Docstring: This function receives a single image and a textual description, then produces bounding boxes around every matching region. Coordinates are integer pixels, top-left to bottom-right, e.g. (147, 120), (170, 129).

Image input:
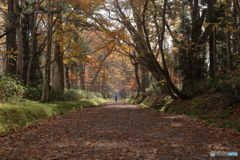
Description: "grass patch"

(125, 98), (139, 104)
(128, 93), (240, 133)
(165, 94), (240, 133)
(215, 110), (231, 119)
(139, 103), (149, 108)
(0, 98), (108, 133)
(220, 120), (240, 132)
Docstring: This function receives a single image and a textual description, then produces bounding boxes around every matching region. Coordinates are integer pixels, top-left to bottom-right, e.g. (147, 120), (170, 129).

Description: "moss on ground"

(127, 93), (240, 133)
(0, 98), (108, 133)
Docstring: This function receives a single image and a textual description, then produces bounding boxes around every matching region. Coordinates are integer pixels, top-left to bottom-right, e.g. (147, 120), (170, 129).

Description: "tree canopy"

(0, 0), (240, 102)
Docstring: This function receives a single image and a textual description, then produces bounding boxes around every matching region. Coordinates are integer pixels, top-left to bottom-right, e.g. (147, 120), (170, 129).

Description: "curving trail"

(0, 101), (239, 160)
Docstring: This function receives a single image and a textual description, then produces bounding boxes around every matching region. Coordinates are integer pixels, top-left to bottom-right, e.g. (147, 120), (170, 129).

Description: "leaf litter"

(0, 101), (239, 160)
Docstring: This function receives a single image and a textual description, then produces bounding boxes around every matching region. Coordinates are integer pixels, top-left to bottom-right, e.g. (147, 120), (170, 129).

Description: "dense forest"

(0, 0), (240, 103)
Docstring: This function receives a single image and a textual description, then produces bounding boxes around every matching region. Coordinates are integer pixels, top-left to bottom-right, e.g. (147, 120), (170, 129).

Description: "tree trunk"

(233, 2), (240, 64)
(139, 65), (148, 102)
(52, 43), (64, 91)
(207, 0), (217, 77)
(226, 30), (232, 71)
(27, 11), (37, 85)
(114, 0), (188, 99)
(213, 28), (217, 75)
(15, 0), (24, 79)
(65, 64), (71, 89)
(22, 12), (30, 84)
(232, 3), (238, 69)
(79, 62), (86, 90)
(51, 7), (65, 93)
(233, 0), (240, 19)
(41, 0), (53, 103)
(5, 0), (17, 74)
(134, 61), (141, 99)
(153, 0), (186, 99)
(226, 0), (232, 71)
(209, 28), (217, 77)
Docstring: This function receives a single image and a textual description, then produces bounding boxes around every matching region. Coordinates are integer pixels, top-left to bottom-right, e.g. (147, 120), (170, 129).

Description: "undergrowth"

(0, 98), (108, 133)
(0, 74), (108, 133)
(164, 94), (240, 133)
(0, 74), (25, 101)
(25, 86), (103, 101)
(127, 93), (240, 133)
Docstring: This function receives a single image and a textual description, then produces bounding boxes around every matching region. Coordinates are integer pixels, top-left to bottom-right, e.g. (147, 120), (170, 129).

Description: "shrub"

(146, 85), (162, 95)
(49, 87), (64, 101)
(25, 85), (65, 101)
(77, 90), (103, 99)
(25, 85), (103, 101)
(195, 77), (240, 96)
(24, 85), (42, 101)
(64, 89), (81, 101)
(178, 68), (240, 96)
(0, 74), (25, 101)
(86, 91), (103, 98)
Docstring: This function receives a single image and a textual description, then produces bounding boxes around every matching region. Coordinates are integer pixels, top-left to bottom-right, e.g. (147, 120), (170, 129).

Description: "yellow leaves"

(115, 71), (125, 80)
(74, 0), (105, 13)
(1, 6), (7, 10)
(62, 58), (70, 64)
(171, 17), (181, 31)
(2, 48), (18, 56)
(101, 69), (108, 81)
(203, 22), (210, 28)
(69, 13), (82, 19)
(175, 44), (188, 50)
(171, 47), (179, 54)
(0, 49), (18, 62)
(217, 17), (224, 20)
(222, 0), (228, 5)
(119, 44), (134, 53)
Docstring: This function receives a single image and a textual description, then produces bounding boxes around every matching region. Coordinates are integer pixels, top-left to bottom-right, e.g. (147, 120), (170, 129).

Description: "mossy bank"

(0, 98), (108, 133)
(127, 93), (240, 133)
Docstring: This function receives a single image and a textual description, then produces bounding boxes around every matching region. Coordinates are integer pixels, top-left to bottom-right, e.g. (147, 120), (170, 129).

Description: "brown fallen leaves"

(0, 101), (239, 159)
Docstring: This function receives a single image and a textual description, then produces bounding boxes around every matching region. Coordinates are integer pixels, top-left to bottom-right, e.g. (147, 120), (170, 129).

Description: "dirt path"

(0, 101), (239, 160)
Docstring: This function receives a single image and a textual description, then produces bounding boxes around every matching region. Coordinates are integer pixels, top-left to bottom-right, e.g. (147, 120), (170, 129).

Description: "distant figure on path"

(115, 95), (118, 102)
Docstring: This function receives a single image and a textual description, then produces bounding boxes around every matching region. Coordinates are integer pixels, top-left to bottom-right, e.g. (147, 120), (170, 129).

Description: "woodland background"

(0, 0), (240, 105)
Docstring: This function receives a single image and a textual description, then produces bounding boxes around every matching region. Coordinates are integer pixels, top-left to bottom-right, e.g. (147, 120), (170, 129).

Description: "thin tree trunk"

(226, 0), (232, 71)
(79, 62), (86, 90)
(15, 0), (24, 78)
(233, 0), (240, 18)
(209, 29), (215, 77)
(213, 28), (217, 74)
(233, 2), (239, 71)
(226, 30), (232, 71)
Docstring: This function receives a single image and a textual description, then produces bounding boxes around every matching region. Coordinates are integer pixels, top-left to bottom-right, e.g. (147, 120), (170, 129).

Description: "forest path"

(0, 101), (240, 160)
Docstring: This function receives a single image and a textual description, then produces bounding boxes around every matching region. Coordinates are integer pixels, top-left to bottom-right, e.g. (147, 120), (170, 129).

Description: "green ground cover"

(0, 98), (108, 133)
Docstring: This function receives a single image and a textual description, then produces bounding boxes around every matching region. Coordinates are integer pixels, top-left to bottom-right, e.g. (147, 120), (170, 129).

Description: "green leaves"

(0, 74), (25, 101)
